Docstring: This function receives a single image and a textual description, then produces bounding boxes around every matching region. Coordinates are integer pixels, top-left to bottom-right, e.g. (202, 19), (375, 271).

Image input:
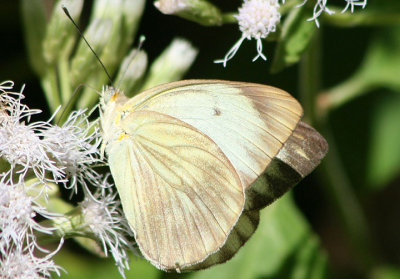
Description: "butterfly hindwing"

(106, 109), (244, 271)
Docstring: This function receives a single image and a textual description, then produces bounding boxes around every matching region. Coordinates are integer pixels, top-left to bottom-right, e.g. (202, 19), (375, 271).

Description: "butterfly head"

(101, 86), (120, 105)
(99, 86), (129, 156)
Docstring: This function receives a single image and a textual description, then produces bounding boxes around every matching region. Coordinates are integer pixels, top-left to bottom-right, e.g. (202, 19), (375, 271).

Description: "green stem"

(317, 72), (373, 117)
(36, 212), (96, 245)
(299, 28), (376, 274)
(319, 129), (376, 272)
(298, 30), (321, 124)
(53, 58), (74, 124)
(323, 9), (400, 27)
(221, 12), (237, 24)
(36, 220), (87, 245)
(58, 57), (72, 107)
(41, 67), (61, 114)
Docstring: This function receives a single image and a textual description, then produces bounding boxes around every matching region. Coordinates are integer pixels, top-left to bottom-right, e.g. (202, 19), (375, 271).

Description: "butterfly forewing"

(125, 80), (303, 189)
(105, 109), (244, 271)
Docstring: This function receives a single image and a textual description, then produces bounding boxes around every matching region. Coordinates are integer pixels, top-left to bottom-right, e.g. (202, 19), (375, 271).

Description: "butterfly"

(100, 79), (328, 272)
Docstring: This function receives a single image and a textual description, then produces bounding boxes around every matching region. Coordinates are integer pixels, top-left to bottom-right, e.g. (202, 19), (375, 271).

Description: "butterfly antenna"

(115, 35), (146, 90)
(62, 5), (113, 86)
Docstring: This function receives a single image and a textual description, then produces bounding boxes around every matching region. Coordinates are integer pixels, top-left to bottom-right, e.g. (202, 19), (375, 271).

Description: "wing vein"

(136, 136), (242, 215)
(129, 143), (162, 263)
(133, 139), (227, 242)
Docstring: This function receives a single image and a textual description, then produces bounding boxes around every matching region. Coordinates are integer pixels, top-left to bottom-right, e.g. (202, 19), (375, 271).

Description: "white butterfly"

(100, 80), (328, 272)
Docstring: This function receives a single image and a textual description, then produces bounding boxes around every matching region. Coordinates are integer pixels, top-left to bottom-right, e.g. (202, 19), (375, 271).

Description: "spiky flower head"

(80, 183), (133, 278)
(215, 0), (281, 67)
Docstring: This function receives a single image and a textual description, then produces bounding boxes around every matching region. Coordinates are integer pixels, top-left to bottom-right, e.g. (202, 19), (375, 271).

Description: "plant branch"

(299, 30), (376, 274)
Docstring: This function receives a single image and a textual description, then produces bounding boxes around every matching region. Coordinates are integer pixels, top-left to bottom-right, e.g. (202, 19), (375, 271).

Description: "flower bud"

(69, 19), (113, 87)
(154, 0), (223, 26)
(141, 38), (198, 90)
(119, 0), (146, 53)
(42, 0), (84, 64)
(115, 49), (148, 96)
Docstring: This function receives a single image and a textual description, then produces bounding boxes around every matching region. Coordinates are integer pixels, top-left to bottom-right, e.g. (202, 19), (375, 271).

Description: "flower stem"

(36, 211), (96, 245)
(316, 72), (372, 117)
(41, 68), (61, 114)
(299, 30), (376, 274)
(318, 129), (376, 272)
(221, 12), (237, 24)
(58, 58), (72, 107)
(298, 30), (320, 125)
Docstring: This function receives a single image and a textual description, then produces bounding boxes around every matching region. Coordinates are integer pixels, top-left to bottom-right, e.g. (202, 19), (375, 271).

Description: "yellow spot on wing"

(117, 133), (129, 141)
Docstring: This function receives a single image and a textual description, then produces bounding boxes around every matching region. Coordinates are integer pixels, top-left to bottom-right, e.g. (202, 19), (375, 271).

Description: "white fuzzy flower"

(0, 181), (55, 254)
(0, 182), (33, 250)
(0, 84), (64, 184)
(80, 182), (133, 278)
(42, 109), (103, 194)
(0, 240), (64, 279)
(215, 0), (281, 67)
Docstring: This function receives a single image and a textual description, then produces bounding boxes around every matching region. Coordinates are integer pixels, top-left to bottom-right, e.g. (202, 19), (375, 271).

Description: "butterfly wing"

(245, 122), (329, 210)
(103, 80), (310, 271)
(125, 80), (303, 189)
(106, 110), (244, 271)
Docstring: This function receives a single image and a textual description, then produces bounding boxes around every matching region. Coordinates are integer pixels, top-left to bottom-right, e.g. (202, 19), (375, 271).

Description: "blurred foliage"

(1, 0), (399, 278)
(56, 195), (328, 279)
(271, 5), (316, 73)
(188, 194), (328, 279)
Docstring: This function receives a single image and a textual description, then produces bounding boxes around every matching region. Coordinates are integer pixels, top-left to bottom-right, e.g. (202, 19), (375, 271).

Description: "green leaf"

(20, 0), (47, 76)
(371, 265), (400, 279)
(271, 6), (316, 73)
(358, 27), (400, 92)
(321, 27), (400, 113)
(367, 91), (400, 189)
(188, 194), (328, 279)
(321, 27), (400, 190)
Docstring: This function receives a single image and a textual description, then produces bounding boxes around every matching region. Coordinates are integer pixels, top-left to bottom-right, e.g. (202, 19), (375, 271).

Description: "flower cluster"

(80, 182), (134, 276)
(0, 82), (63, 185)
(0, 81), (132, 278)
